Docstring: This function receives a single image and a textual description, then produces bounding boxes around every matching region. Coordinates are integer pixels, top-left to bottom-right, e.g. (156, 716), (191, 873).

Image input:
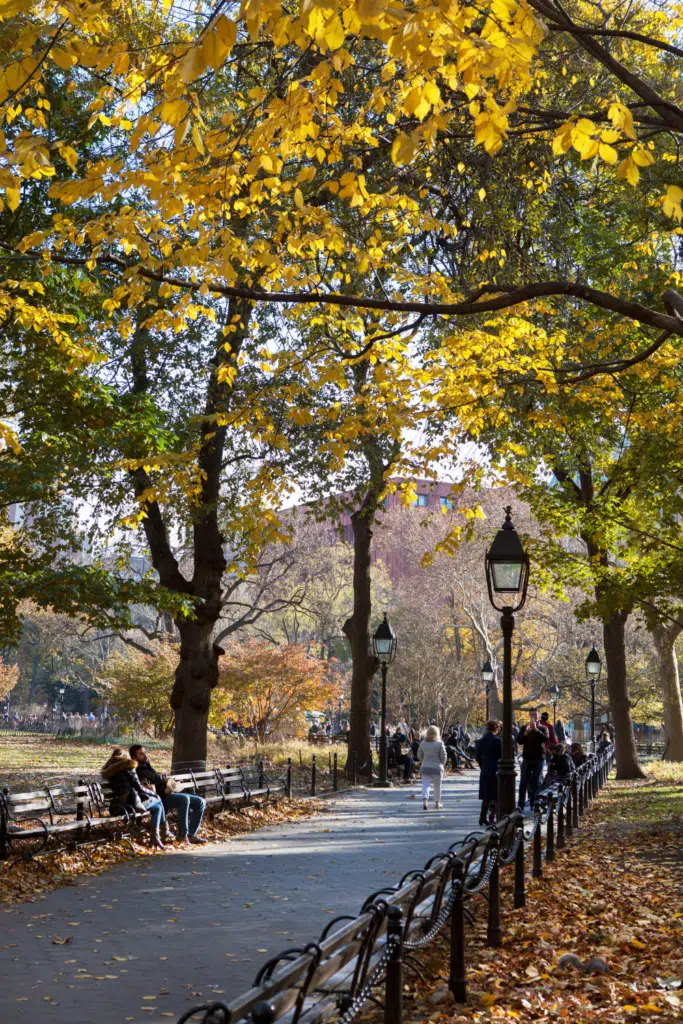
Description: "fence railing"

(176, 745), (615, 1024)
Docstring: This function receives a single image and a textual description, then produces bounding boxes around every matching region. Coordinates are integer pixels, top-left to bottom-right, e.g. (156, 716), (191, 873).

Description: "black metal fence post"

(532, 804), (543, 877)
(486, 832), (502, 948)
(0, 791), (8, 860)
(258, 758), (265, 790)
(311, 754), (317, 797)
(384, 905), (403, 1024)
(514, 814), (526, 908)
(545, 797), (555, 862)
(577, 774), (584, 818)
(333, 752), (338, 792)
(285, 758), (292, 798)
(449, 859), (467, 1002)
(556, 790), (565, 849)
(77, 779), (85, 822)
(566, 781), (573, 837)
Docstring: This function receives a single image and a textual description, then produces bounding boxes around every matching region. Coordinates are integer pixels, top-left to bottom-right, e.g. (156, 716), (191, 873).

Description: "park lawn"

(0, 732), (172, 790)
(387, 764), (683, 1024)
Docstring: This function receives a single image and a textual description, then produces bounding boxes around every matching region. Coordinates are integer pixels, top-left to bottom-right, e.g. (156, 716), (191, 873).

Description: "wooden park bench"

(0, 762), (287, 864)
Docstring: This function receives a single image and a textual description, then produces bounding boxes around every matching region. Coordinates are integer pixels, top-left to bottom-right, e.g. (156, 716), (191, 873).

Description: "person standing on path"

(555, 719), (566, 744)
(516, 716), (546, 810)
(417, 725), (447, 810)
(475, 720), (502, 825)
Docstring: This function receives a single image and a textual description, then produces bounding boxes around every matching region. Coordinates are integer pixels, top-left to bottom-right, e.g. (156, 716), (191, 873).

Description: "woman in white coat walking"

(417, 725), (447, 810)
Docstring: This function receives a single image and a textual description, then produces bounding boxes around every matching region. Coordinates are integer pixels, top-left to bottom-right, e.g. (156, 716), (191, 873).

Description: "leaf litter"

(0, 798), (323, 905)
(359, 767), (682, 1024)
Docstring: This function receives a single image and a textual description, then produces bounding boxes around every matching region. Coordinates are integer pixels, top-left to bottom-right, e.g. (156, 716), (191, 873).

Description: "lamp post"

(585, 645), (602, 746)
(481, 660), (494, 720)
(485, 507), (530, 818)
(372, 612), (397, 788)
(548, 683), (561, 725)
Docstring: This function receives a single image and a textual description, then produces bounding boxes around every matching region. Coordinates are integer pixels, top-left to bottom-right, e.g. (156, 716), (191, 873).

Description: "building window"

(440, 497), (453, 510)
(414, 494), (428, 507)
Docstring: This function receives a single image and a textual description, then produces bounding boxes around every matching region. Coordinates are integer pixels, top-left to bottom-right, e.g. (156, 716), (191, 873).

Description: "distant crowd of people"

(2, 708), (116, 734)
(353, 711), (614, 818)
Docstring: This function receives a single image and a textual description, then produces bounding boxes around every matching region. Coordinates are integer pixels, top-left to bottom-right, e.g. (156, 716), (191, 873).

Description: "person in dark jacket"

(131, 745), (206, 845)
(547, 743), (573, 778)
(555, 719), (566, 744)
(101, 748), (167, 849)
(475, 721), (502, 825)
(388, 732), (414, 782)
(517, 715), (546, 810)
(570, 742), (587, 766)
(597, 731), (611, 753)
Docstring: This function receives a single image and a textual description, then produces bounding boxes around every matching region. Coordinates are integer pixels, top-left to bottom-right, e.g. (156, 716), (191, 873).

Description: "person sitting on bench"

(130, 745), (207, 846)
(101, 748), (168, 849)
(388, 731), (414, 782)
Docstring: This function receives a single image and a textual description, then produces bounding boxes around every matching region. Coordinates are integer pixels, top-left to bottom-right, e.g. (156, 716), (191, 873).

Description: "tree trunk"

(652, 621), (683, 762)
(171, 620), (221, 766)
(342, 507), (378, 779)
(602, 610), (646, 779)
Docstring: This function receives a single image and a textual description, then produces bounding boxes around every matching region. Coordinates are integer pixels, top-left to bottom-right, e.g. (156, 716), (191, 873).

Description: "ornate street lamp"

(585, 645), (602, 746)
(372, 613), (397, 788)
(481, 659), (494, 720)
(548, 683), (561, 725)
(485, 507), (530, 818)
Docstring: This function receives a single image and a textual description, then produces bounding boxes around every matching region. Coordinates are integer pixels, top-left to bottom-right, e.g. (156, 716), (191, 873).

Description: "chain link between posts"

(335, 938), (400, 1024)
(403, 881), (460, 949)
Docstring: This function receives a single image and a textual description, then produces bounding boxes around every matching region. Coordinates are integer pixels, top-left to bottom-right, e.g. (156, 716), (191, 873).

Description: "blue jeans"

(518, 760), (543, 809)
(164, 792), (206, 837)
(146, 797), (166, 831)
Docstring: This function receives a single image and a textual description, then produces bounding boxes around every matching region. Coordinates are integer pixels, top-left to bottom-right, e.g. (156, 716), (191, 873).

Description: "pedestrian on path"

(417, 725), (447, 810)
(475, 720), (502, 825)
(517, 715), (546, 810)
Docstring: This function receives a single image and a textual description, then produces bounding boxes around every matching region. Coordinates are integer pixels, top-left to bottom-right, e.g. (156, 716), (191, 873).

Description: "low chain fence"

(176, 745), (615, 1024)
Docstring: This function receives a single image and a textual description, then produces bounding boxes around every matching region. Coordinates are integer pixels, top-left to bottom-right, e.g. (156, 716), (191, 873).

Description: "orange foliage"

(212, 639), (341, 740)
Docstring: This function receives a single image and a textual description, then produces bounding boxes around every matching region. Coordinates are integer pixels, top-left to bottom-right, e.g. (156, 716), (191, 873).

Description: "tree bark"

(170, 620), (222, 766)
(602, 609), (646, 779)
(126, 297), (251, 767)
(342, 506), (378, 779)
(652, 621), (683, 762)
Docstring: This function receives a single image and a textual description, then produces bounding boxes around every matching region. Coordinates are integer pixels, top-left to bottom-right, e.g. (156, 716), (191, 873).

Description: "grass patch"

(597, 762), (683, 822)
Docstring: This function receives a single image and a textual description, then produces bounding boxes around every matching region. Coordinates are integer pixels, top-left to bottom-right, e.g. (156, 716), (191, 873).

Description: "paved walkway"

(0, 772), (482, 1024)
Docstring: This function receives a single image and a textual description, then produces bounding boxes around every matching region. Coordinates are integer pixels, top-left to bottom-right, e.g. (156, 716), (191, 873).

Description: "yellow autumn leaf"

(215, 15), (237, 56)
(598, 143), (618, 165)
(480, 993), (496, 1006)
(617, 156), (639, 187)
(322, 15), (345, 51)
(178, 45), (205, 85)
(631, 147), (654, 168)
(160, 99), (190, 126)
(423, 80), (441, 106)
(6, 187), (20, 211)
(191, 124), (205, 154)
(294, 188), (304, 210)
(662, 184), (683, 222)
